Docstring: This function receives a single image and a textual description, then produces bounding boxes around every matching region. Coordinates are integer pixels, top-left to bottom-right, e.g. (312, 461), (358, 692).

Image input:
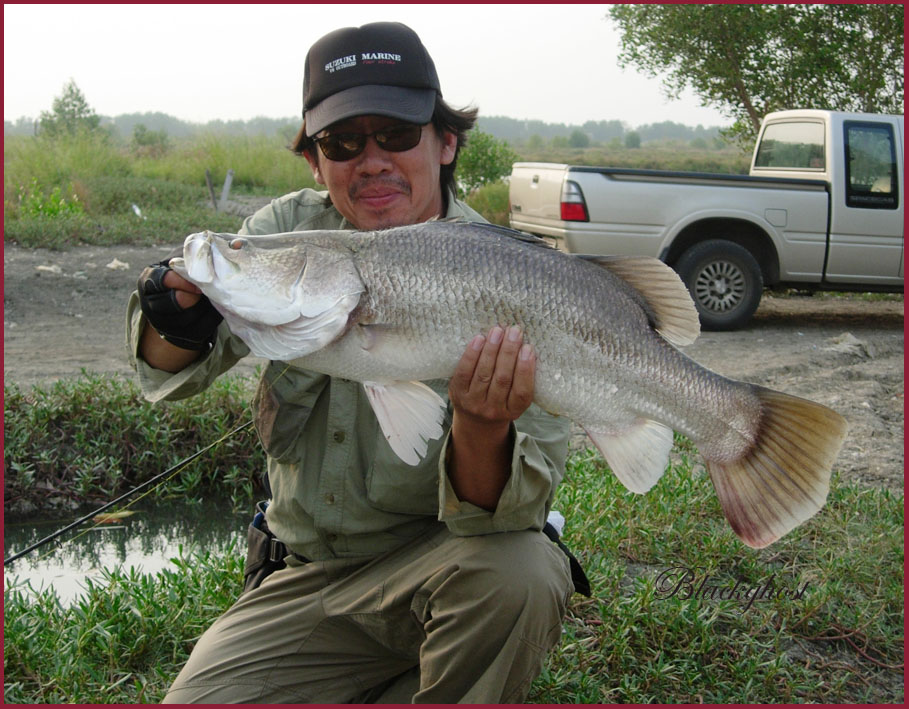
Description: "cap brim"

(305, 85), (436, 136)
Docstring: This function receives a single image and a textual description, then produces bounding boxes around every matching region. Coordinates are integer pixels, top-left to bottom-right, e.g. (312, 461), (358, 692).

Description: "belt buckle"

(268, 538), (286, 562)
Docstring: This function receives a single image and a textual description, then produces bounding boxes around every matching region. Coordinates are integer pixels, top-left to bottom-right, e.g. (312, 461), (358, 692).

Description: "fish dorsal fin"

(576, 255), (700, 346)
(432, 219), (555, 250)
(475, 222), (555, 249)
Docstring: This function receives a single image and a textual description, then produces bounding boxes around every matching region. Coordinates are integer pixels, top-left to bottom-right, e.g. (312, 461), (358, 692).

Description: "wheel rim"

(693, 260), (746, 313)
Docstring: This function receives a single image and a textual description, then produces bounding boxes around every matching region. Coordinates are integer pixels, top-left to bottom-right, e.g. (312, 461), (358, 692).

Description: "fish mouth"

(176, 232), (215, 283)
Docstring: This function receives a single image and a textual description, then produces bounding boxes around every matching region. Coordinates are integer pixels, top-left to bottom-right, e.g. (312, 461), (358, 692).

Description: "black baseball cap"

(303, 22), (441, 136)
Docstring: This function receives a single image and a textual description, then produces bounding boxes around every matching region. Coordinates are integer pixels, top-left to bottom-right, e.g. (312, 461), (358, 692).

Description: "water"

(4, 495), (256, 605)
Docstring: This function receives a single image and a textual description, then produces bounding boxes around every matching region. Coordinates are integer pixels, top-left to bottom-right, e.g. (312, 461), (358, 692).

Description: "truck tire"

(675, 240), (763, 331)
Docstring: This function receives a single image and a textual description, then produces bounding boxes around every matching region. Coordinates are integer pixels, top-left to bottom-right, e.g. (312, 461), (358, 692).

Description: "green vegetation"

(456, 130), (519, 197)
(4, 432), (902, 703)
(465, 181), (510, 226)
(37, 79), (101, 137)
(4, 373), (265, 514)
(610, 4), (904, 147)
(4, 82), (749, 251)
(4, 122), (749, 249)
(3, 125), (314, 249)
(4, 74), (901, 707)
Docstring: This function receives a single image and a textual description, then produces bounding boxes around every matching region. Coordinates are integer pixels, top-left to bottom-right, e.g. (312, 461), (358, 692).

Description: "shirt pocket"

(253, 363), (329, 463)
(365, 379), (451, 516)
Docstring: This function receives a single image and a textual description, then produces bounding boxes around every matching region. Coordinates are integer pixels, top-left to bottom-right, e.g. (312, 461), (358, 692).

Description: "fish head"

(169, 230), (365, 359)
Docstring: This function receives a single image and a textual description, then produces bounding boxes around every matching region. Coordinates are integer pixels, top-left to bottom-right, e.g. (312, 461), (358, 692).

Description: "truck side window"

(844, 121), (899, 210)
(754, 121), (825, 170)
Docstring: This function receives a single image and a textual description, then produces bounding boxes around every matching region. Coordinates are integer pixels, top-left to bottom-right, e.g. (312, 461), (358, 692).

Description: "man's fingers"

(160, 269), (202, 309)
(451, 334), (486, 391)
(469, 326), (505, 393)
(507, 343), (535, 412)
(162, 269), (202, 295)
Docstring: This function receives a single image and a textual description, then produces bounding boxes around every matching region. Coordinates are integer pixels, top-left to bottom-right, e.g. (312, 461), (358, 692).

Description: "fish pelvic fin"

(363, 381), (447, 466)
(576, 255), (701, 347)
(585, 420), (674, 493)
(706, 387), (847, 549)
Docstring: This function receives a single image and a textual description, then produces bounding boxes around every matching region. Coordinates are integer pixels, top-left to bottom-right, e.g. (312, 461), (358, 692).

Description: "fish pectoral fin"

(705, 387), (847, 549)
(363, 381), (447, 466)
(355, 323), (403, 351)
(576, 255), (700, 347)
(584, 420), (674, 493)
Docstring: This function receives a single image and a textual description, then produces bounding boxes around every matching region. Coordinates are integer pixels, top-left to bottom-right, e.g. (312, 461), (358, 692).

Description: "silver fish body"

(171, 221), (847, 549)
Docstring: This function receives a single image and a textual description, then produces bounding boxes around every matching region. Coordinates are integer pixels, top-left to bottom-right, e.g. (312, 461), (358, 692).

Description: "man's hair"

(290, 96), (478, 199)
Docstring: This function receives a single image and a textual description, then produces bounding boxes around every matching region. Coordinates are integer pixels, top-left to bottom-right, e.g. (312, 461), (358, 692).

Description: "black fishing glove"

(137, 246), (223, 351)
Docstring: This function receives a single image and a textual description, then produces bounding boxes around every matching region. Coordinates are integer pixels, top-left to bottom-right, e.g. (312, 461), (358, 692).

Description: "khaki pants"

(163, 525), (573, 704)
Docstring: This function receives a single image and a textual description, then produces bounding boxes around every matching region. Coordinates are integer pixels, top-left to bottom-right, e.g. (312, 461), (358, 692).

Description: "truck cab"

(752, 110), (904, 285)
(509, 110), (904, 330)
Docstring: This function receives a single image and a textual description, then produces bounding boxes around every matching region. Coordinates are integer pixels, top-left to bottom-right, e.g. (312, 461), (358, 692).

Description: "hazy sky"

(4, 3), (730, 128)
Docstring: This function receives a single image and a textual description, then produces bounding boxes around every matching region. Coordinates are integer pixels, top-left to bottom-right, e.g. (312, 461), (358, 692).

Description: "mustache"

(348, 176), (412, 201)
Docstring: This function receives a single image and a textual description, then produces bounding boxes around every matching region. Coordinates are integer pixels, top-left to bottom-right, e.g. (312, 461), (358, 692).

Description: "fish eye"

(229, 238), (247, 250)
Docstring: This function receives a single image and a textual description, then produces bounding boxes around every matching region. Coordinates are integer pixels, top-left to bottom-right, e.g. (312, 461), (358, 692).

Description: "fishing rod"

(4, 419), (254, 567)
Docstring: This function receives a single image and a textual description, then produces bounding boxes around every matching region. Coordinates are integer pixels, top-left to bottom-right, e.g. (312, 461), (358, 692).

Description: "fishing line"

(4, 419), (254, 567)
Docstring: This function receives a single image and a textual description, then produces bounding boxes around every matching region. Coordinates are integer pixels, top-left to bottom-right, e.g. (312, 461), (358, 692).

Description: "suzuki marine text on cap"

(303, 21), (442, 136)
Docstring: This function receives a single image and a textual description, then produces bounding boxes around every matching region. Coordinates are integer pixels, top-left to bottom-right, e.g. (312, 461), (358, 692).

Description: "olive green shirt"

(126, 187), (570, 560)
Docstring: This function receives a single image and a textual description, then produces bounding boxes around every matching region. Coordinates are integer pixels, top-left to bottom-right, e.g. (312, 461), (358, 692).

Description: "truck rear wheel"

(675, 240), (763, 331)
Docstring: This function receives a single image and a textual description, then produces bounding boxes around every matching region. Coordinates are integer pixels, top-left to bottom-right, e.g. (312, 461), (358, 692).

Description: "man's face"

(304, 115), (457, 230)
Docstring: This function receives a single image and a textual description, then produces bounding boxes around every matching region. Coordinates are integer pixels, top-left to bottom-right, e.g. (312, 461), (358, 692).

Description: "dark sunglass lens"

(319, 134), (365, 160)
(376, 125), (422, 151)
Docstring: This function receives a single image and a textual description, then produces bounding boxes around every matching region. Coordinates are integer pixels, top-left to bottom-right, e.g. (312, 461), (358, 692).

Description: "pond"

(4, 495), (257, 605)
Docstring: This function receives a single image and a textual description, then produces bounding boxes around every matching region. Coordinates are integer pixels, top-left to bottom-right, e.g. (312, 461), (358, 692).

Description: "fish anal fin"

(363, 381), (447, 466)
(577, 255), (700, 347)
(705, 387), (847, 549)
(585, 420), (674, 493)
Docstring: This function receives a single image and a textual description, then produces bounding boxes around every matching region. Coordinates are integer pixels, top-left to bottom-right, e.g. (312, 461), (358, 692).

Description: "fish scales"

(171, 221), (847, 548)
(347, 224), (756, 454)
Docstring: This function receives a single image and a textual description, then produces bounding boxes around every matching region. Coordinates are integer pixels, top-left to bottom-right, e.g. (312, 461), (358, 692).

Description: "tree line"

(4, 107), (722, 146)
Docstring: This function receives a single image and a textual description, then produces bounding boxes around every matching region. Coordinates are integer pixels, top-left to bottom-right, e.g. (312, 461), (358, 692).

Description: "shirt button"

(324, 493), (335, 505)
(333, 430), (346, 443)
(326, 533), (337, 543)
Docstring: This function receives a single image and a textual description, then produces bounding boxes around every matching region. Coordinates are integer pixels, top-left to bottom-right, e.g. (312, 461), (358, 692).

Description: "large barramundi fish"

(170, 221), (847, 549)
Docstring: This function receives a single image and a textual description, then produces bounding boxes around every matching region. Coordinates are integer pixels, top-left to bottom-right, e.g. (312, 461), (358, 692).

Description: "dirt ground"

(3, 240), (904, 491)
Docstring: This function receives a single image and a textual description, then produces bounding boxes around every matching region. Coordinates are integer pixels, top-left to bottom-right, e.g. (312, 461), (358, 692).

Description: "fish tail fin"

(706, 387), (847, 548)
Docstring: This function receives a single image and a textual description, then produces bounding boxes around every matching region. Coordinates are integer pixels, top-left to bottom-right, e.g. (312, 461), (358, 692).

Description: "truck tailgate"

(509, 163), (568, 237)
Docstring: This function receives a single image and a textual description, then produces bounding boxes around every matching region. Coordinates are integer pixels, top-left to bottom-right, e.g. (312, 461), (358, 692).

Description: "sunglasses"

(314, 123), (425, 161)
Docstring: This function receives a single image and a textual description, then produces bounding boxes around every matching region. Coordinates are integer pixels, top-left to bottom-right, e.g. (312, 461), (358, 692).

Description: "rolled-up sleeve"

(125, 291), (250, 402)
(437, 404), (570, 535)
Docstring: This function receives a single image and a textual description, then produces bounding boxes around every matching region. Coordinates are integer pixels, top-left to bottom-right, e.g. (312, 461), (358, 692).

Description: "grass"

(3, 131), (314, 248)
(3, 438), (903, 703)
(517, 142), (750, 174)
(3, 373), (266, 514)
(3, 130), (750, 249)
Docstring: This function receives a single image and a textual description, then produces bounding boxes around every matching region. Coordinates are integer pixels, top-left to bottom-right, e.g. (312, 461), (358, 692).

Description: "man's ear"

(439, 131), (457, 166)
(303, 148), (325, 185)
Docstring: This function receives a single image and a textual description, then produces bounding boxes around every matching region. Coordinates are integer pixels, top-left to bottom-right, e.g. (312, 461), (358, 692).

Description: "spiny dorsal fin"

(576, 255), (700, 346)
(434, 219), (555, 249)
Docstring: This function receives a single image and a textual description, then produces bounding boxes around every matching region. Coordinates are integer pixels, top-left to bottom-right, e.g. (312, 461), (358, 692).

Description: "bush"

(16, 178), (84, 218)
(465, 182), (510, 226)
(3, 373), (265, 512)
(131, 124), (170, 158)
(456, 129), (518, 197)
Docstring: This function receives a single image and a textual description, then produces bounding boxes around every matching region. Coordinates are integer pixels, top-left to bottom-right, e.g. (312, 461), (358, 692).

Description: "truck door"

(826, 119), (904, 285)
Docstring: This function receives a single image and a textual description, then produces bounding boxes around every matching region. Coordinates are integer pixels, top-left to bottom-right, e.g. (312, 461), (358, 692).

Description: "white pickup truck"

(509, 110), (904, 329)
